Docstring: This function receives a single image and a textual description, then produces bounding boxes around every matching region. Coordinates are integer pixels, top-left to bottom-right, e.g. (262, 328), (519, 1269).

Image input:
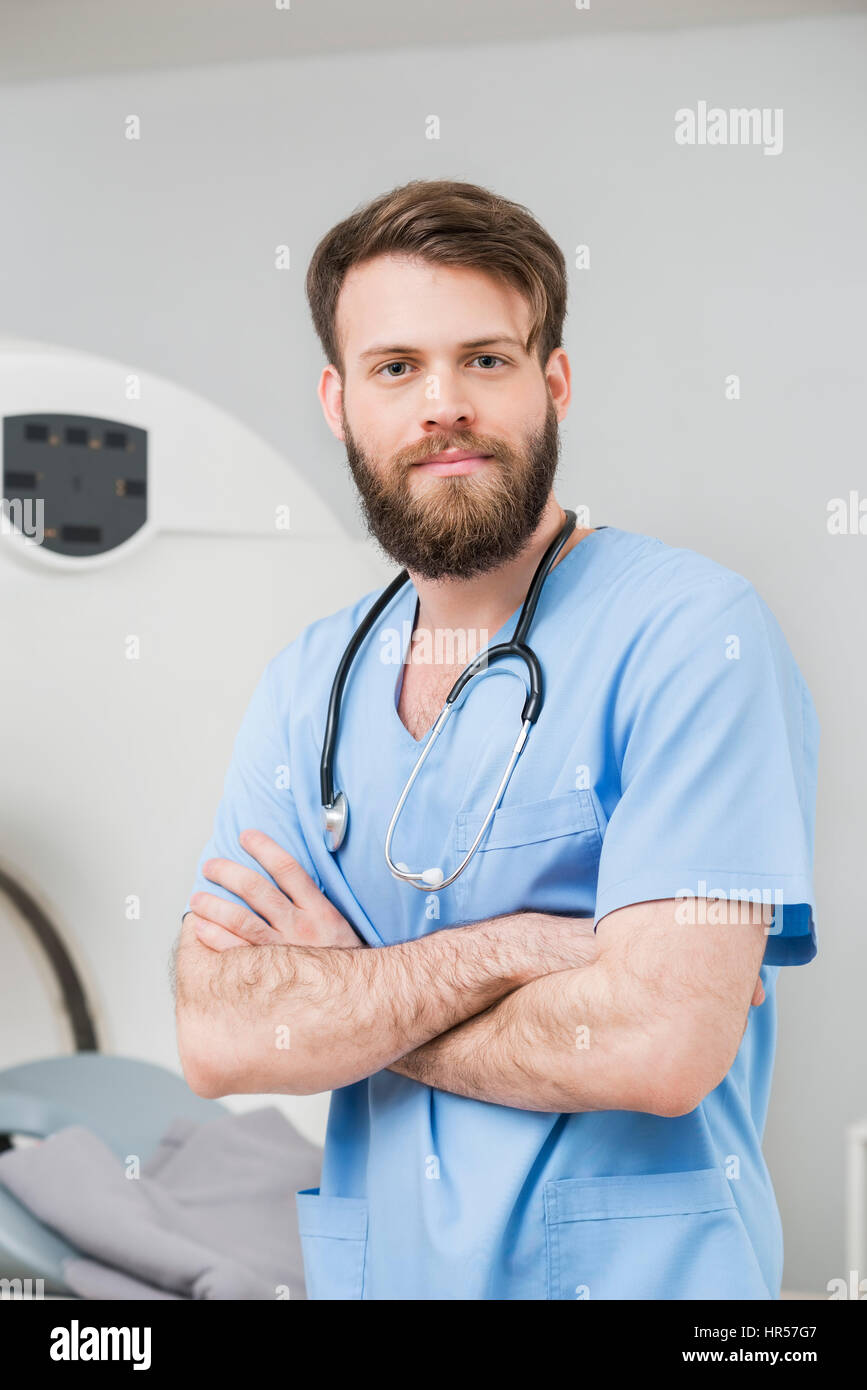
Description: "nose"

(419, 380), (477, 436)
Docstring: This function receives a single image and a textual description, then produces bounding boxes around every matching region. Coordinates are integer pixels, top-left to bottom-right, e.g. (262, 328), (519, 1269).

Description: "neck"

(408, 495), (592, 642)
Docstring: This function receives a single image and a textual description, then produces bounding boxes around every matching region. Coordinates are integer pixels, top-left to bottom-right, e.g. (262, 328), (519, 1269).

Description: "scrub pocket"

(544, 1168), (772, 1300)
(296, 1188), (368, 1300)
(454, 787), (603, 918)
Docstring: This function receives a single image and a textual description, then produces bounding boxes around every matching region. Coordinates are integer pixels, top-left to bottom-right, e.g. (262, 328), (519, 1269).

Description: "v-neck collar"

(384, 525), (610, 749)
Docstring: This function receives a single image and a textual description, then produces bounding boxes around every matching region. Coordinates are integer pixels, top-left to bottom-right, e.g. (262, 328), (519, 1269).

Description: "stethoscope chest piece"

(322, 792), (348, 852)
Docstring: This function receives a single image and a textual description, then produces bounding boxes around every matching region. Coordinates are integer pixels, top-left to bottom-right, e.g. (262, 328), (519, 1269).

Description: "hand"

(188, 829), (364, 953)
(751, 976), (765, 1007)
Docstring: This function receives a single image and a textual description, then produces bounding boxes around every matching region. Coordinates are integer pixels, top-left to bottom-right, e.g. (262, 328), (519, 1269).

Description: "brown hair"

(305, 178), (568, 378)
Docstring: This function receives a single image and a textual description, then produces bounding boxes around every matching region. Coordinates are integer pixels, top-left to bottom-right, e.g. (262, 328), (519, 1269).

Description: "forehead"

(336, 253), (531, 361)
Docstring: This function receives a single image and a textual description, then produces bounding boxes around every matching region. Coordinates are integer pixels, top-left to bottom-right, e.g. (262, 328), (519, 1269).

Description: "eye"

(375, 354), (508, 379)
(377, 361), (414, 378)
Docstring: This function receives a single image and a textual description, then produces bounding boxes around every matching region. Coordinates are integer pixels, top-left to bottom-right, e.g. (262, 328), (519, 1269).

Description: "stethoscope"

(321, 508), (580, 891)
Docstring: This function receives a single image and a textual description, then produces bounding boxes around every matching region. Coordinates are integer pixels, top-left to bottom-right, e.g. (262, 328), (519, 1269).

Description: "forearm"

(174, 910), (571, 1097)
(388, 956), (674, 1114)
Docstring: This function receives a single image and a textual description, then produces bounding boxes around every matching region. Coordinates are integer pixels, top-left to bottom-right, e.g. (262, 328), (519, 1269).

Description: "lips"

(413, 451), (494, 476)
(420, 450), (489, 466)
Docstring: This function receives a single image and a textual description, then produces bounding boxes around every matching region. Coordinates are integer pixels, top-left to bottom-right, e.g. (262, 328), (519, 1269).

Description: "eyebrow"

(358, 335), (527, 362)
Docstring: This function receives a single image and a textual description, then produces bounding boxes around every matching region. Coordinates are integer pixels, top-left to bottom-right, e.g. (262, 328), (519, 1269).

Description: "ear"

(318, 364), (346, 442)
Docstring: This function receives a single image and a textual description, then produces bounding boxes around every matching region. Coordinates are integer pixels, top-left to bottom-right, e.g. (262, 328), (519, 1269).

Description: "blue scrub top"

(185, 525), (819, 1300)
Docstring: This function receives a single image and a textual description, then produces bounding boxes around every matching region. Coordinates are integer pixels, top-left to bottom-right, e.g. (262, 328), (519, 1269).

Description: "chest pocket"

(452, 788), (603, 919)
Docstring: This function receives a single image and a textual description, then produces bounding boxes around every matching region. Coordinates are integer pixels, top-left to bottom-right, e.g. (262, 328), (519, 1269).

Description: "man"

(175, 179), (819, 1300)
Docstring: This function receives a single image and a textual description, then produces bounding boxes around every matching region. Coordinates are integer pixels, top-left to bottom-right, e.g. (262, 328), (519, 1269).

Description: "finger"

(238, 829), (325, 911)
(192, 916), (253, 953)
(189, 890), (280, 947)
(202, 856), (297, 927)
(751, 977), (765, 1007)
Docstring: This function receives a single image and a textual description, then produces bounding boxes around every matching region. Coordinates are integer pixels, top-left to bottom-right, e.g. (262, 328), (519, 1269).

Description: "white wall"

(0, 11), (864, 1292)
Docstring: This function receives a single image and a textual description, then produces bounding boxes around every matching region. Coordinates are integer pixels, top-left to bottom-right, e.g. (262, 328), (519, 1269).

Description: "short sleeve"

(183, 647), (318, 921)
(593, 574), (819, 966)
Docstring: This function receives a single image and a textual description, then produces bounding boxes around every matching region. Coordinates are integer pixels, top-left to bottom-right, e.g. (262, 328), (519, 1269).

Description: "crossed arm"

(173, 830), (768, 1115)
(387, 896), (767, 1113)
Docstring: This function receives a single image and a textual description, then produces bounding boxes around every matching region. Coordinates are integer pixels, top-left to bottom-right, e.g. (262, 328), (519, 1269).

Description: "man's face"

(326, 254), (566, 580)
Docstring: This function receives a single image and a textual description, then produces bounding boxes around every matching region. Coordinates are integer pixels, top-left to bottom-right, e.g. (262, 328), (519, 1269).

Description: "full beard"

(342, 396), (561, 580)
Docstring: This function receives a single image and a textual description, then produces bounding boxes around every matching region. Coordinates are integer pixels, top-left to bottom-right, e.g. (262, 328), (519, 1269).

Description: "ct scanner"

(0, 337), (387, 1190)
(0, 337), (391, 1290)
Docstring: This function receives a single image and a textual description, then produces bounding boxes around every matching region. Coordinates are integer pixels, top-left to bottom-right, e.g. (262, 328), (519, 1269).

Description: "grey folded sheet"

(0, 1105), (322, 1300)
